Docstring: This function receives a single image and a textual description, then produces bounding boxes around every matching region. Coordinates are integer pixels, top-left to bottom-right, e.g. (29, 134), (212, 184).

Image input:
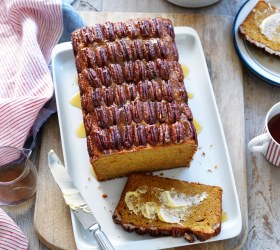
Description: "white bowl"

(166, 0), (220, 8)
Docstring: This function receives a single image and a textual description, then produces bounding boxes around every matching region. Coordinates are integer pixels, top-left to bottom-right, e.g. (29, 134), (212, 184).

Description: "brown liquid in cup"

(0, 163), (37, 205)
(268, 113), (280, 144)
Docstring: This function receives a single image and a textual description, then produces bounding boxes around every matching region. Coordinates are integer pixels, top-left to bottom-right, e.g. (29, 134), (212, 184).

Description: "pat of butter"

(193, 118), (202, 134)
(259, 13), (280, 43)
(141, 202), (159, 219)
(157, 207), (182, 224)
(69, 92), (82, 108)
(76, 121), (86, 138)
(181, 64), (190, 78)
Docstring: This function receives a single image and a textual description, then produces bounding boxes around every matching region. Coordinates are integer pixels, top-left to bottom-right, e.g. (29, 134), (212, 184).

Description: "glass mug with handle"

(248, 102), (280, 167)
(0, 146), (37, 205)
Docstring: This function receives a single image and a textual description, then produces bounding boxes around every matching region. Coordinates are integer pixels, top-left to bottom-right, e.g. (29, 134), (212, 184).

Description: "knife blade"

(48, 150), (115, 250)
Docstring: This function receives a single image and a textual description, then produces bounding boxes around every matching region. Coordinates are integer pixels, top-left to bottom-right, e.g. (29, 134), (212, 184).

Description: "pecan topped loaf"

(71, 18), (198, 181)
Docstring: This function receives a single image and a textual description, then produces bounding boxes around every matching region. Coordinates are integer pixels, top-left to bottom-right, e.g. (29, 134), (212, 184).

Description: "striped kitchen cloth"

(0, 209), (28, 250)
(0, 0), (63, 150)
(0, 0), (63, 249)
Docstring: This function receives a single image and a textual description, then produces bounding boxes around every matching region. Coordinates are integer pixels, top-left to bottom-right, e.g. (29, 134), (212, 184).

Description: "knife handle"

(89, 224), (115, 250)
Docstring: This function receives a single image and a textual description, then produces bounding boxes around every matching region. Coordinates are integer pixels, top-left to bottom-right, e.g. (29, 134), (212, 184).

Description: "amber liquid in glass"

(268, 113), (280, 144)
(0, 163), (37, 205)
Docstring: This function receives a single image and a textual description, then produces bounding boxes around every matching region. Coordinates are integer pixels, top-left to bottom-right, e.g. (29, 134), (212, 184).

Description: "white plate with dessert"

(233, 0), (280, 86)
(52, 26), (242, 249)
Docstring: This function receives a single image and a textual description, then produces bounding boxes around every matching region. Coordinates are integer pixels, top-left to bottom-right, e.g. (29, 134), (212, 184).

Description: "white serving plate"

(52, 27), (242, 250)
(233, 0), (280, 86)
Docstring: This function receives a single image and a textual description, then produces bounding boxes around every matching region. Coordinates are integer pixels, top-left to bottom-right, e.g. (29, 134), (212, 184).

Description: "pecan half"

(125, 83), (137, 101)
(109, 126), (122, 150)
(161, 80), (173, 102)
(171, 122), (186, 144)
(148, 80), (156, 101)
(81, 48), (96, 68)
(134, 60), (147, 83)
(120, 104), (132, 124)
(156, 59), (170, 80)
(81, 92), (94, 112)
(173, 62), (184, 82)
(109, 64), (124, 85)
(152, 79), (162, 101)
(71, 34), (79, 56)
(146, 124), (159, 146)
(181, 103), (193, 120)
(146, 61), (159, 80)
(138, 80), (149, 101)
(82, 68), (102, 88)
(107, 105), (120, 126)
(159, 123), (171, 145)
(163, 19), (175, 39)
(143, 40), (156, 61)
(114, 85), (127, 106)
(121, 125), (134, 148)
(113, 22), (127, 38)
(102, 86), (114, 106)
(132, 100), (143, 123)
(95, 46), (109, 67)
(167, 101), (180, 124)
(80, 27), (94, 44)
(177, 86), (188, 102)
(133, 40), (144, 60)
(157, 39), (168, 59)
(156, 101), (168, 123)
(143, 102), (157, 124)
(95, 106), (109, 128)
(93, 24), (104, 42)
(104, 22), (116, 41)
(151, 18), (163, 37)
(125, 20), (139, 39)
(118, 39), (131, 61)
(91, 88), (103, 107)
(139, 19), (151, 37)
(133, 124), (147, 146)
(97, 67), (112, 87)
(123, 61), (135, 82)
(93, 129), (110, 151)
(107, 42), (120, 63)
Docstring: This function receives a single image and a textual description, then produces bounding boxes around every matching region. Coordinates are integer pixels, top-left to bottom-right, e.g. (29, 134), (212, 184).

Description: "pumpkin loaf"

(71, 18), (198, 181)
(239, 0), (280, 57)
(113, 174), (223, 242)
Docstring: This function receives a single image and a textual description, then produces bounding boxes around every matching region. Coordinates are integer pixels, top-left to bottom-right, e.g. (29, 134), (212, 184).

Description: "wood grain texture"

(34, 115), (76, 250)
(243, 72), (280, 250)
(72, 0), (245, 16)
(33, 13), (247, 250)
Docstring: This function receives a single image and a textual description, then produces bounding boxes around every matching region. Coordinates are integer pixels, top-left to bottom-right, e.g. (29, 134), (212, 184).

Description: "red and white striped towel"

(0, 0), (63, 149)
(0, 0), (63, 248)
(0, 209), (28, 250)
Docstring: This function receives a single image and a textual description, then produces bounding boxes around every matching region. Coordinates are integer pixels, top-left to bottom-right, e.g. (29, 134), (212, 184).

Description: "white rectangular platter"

(52, 27), (242, 250)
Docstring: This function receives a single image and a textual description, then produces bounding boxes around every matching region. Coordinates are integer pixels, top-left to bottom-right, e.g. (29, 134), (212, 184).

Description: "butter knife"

(48, 150), (115, 250)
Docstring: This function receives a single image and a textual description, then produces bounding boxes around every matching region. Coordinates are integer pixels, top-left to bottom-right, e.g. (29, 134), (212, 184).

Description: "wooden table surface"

(2, 1), (280, 250)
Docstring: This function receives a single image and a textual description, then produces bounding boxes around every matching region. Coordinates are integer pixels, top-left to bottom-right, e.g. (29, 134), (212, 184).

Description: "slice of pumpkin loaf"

(113, 174), (223, 242)
(239, 0), (280, 57)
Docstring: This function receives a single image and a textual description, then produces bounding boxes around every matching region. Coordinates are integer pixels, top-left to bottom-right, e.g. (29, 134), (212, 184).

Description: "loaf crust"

(238, 0), (280, 58)
(113, 174), (223, 242)
(71, 18), (198, 181)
